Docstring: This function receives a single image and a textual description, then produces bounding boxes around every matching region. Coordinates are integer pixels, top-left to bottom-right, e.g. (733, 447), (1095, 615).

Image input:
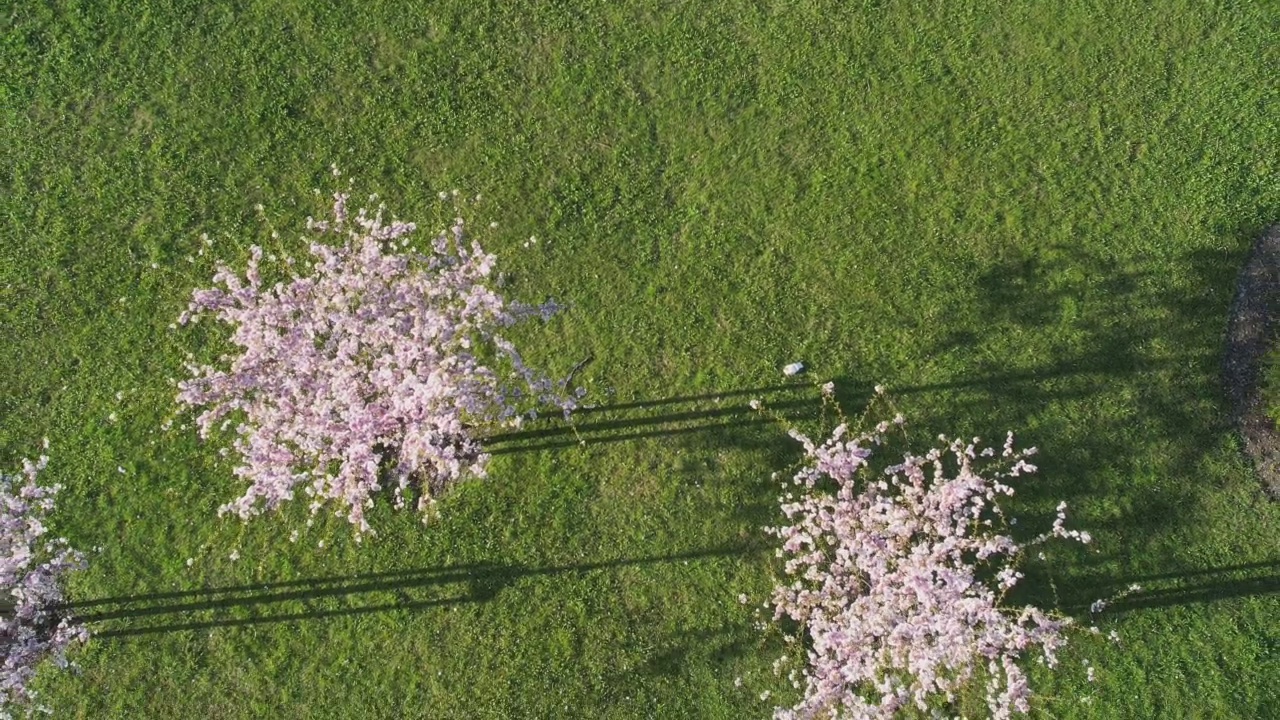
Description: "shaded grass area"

(3, 0), (1279, 717)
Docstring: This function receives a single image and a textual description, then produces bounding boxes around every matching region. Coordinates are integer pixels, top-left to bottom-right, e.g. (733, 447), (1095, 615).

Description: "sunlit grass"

(2, 1), (1278, 717)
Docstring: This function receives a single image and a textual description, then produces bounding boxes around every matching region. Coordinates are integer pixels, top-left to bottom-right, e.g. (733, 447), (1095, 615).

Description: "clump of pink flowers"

(765, 387), (1088, 719)
(0, 455), (88, 715)
(178, 192), (578, 535)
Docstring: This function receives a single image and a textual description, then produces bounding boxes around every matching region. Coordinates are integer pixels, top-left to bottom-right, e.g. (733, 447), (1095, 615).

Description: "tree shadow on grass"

(483, 383), (816, 455)
(483, 380), (832, 534)
(1057, 558), (1280, 615)
(896, 226), (1274, 614)
(64, 545), (764, 639)
(635, 622), (759, 680)
(344, 224), (1268, 639)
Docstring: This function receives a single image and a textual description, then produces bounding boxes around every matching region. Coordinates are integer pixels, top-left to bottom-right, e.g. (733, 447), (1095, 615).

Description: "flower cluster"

(0, 456), (88, 716)
(178, 193), (578, 535)
(767, 401), (1086, 719)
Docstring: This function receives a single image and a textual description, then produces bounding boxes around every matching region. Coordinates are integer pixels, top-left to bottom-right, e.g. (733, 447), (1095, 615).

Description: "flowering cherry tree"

(178, 192), (579, 535)
(762, 386), (1088, 719)
(0, 455), (88, 716)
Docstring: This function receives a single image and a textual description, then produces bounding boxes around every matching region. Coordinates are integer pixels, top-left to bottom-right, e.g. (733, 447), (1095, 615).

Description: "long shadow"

(488, 419), (777, 456)
(482, 382), (829, 534)
(89, 597), (475, 638)
(888, 353), (1214, 399)
(65, 545), (761, 639)
(483, 383), (815, 453)
(1057, 559), (1280, 615)
(569, 384), (811, 416)
(1102, 575), (1280, 612)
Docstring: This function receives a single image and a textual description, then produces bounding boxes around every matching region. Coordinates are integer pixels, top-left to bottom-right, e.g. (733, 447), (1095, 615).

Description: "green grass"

(3, 1), (1279, 717)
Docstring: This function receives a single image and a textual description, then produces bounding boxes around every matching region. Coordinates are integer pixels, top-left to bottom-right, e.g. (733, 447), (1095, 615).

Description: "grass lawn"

(3, 1), (1279, 717)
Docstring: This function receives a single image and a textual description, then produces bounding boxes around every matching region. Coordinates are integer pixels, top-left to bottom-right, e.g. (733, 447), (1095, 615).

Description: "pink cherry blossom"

(765, 392), (1086, 719)
(0, 456), (88, 715)
(177, 193), (579, 535)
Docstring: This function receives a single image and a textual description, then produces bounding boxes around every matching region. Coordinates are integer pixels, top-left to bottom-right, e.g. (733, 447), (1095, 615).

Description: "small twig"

(563, 353), (594, 391)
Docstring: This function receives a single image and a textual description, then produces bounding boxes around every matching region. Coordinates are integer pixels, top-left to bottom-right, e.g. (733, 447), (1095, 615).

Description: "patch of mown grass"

(3, 0), (1280, 717)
